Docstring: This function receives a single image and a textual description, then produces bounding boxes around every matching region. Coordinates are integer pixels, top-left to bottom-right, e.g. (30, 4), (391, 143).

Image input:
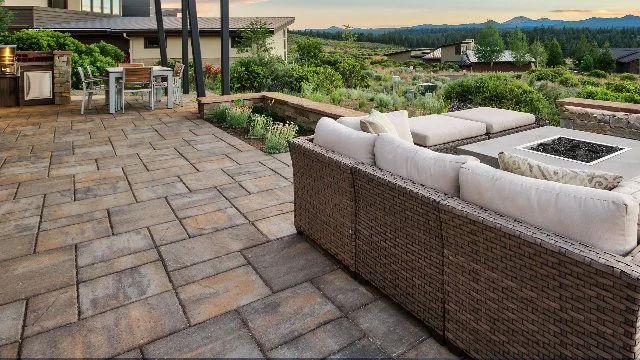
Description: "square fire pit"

(458, 127), (640, 178)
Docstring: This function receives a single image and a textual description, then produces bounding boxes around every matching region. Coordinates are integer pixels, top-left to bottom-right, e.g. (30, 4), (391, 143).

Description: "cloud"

(551, 9), (640, 16)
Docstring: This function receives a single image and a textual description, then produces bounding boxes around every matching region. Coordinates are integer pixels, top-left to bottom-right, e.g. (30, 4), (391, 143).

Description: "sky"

(162, 0), (639, 29)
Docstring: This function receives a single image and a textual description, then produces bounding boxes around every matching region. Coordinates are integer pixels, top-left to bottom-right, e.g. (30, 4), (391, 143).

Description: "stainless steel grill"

(0, 45), (16, 75)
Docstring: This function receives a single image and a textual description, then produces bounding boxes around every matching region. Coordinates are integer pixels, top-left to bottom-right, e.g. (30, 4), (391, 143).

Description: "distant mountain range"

(310, 15), (640, 34)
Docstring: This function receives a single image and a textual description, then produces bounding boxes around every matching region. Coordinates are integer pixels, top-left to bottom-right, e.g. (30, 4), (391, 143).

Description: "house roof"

(438, 39), (474, 49)
(422, 48), (442, 59)
(41, 16), (295, 33)
(610, 48), (640, 63)
(463, 50), (535, 64)
(384, 48), (434, 57)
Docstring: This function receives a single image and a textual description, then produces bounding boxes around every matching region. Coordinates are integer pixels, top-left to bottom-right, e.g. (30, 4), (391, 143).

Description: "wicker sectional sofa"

(290, 134), (640, 358)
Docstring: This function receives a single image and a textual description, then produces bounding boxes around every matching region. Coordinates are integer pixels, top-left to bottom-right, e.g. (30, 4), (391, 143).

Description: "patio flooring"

(0, 96), (459, 359)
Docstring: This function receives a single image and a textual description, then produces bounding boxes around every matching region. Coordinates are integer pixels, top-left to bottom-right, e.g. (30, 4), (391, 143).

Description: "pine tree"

(580, 54), (595, 72)
(573, 35), (598, 67)
(596, 42), (616, 73)
(546, 38), (564, 67)
(508, 29), (530, 66)
(475, 23), (506, 69)
(529, 39), (548, 67)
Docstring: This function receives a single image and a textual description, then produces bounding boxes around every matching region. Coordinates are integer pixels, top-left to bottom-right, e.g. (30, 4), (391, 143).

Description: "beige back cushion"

(360, 110), (399, 137)
(498, 152), (624, 191)
(337, 110), (413, 143)
(460, 162), (639, 256)
(375, 133), (479, 197)
(314, 117), (377, 165)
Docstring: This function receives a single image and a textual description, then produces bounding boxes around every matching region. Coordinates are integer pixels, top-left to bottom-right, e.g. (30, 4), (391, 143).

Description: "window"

(102, 0), (110, 14)
(230, 36), (240, 49)
(112, 0), (120, 15)
(82, 0), (91, 11)
(144, 37), (160, 49)
(49, 0), (66, 9)
(92, 0), (100, 13)
(455, 44), (462, 55)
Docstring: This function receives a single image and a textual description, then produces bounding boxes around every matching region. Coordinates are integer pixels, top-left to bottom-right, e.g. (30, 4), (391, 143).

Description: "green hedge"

(0, 30), (124, 89)
(442, 74), (559, 124)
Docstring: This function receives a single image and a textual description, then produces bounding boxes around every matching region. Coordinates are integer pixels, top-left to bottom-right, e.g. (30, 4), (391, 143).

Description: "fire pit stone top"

(457, 127), (640, 179)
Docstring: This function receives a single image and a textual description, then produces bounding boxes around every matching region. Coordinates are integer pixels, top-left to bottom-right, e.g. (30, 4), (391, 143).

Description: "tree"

(529, 39), (548, 67)
(0, 0), (14, 33)
(580, 54), (595, 72)
(546, 38), (564, 67)
(235, 20), (274, 57)
(508, 29), (530, 66)
(595, 42), (616, 73)
(295, 37), (324, 65)
(474, 23), (505, 68)
(573, 35), (598, 67)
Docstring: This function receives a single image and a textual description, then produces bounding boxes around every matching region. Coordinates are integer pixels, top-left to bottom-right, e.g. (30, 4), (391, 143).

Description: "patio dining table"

(106, 66), (174, 113)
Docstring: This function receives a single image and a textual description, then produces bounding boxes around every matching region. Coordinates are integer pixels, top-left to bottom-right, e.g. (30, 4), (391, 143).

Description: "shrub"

(231, 56), (298, 93)
(335, 56), (370, 88)
(536, 81), (578, 103)
(412, 94), (449, 115)
(264, 122), (297, 154)
(526, 67), (570, 82)
(576, 86), (640, 104)
(619, 73), (638, 82)
(442, 74), (559, 122)
(0, 30), (123, 89)
(329, 91), (343, 105)
(206, 105), (230, 123)
(558, 74), (580, 88)
(587, 70), (608, 79)
(224, 106), (252, 128)
(295, 37), (324, 65)
(292, 65), (344, 94)
(578, 77), (599, 87)
(374, 93), (393, 110)
(247, 114), (272, 139)
(603, 81), (640, 95)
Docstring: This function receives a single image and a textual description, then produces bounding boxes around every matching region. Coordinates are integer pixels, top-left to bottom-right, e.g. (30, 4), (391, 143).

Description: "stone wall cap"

(557, 97), (640, 114)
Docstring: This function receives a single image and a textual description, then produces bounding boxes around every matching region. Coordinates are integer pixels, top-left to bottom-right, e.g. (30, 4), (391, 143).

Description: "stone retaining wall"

(557, 98), (640, 141)
(197, 92), (366, 131)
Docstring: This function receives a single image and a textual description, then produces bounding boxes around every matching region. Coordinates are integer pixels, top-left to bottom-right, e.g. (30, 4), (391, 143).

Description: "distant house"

(461, 50), (536, 72)
(416, 39), (474, 65)
(42, 16), (295, 66)
(610, 48), (640, 75)
(385, 48), (434, 62)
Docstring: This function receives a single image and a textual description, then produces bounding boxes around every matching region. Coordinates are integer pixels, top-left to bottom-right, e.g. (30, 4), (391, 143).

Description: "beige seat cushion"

(498, 152), (624, 191)
(445, 107), (536, 133)
(314, 117), (377, 165)
(409, 115), (487, 147)
(337, 110), (413, 143)
(360, 110), (399, 137)
(612, 176), (640, 239)
(375, 134), (478, 196)
(460, 162), (639, 256)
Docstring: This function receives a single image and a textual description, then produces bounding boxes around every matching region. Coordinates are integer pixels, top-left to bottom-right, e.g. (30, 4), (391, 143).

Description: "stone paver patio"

(0, 97), (459, 359)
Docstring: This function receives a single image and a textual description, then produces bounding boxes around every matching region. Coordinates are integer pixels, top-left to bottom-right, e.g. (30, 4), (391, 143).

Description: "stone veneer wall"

(52, 51), (72, 105)
(197, 92), (366, 131)
(557, 98), (640, 141)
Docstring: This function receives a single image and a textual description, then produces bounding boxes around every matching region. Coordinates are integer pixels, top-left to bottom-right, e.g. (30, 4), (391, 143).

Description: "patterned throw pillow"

(498, 152), (624, 191)
(360, 110), (399, 137)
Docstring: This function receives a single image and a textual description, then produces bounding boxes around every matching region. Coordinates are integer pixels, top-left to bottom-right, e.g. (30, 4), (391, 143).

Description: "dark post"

(181, 0), (190, 94)
(153, 0), (168, 66)
(220, 0), (231, 95)
(188, 0), (206, 97)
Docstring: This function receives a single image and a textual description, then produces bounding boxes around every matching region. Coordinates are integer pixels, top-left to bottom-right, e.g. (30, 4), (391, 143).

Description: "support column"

(188, 0), (205, 97)
(154, 0), (168, 67)
(181, 0), (190, 94)
(220, 0), (231, 95)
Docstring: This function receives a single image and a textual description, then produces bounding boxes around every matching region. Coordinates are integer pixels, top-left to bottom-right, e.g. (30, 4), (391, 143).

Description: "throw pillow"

(338, 110), (413, 143)
(360, 110), (399, 137)
(498, 152), (623, 191)
(314, 117), (377, 165)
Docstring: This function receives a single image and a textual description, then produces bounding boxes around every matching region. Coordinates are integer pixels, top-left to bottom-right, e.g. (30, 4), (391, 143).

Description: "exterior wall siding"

(471, 62), (536, 72)
(129, 29), (288, 65)
(440, 45), (461, 63)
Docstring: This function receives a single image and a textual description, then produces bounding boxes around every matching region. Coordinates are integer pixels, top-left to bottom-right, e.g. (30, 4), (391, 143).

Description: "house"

(610, 48), (640, 75)
(461, 50), (536, 72)
(2, 0), (155, 30)
(42, 16), (295, 65)
(437, 39), (475, 63)
(385, 48), (434, 62)
(421, 48), (441, 64)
